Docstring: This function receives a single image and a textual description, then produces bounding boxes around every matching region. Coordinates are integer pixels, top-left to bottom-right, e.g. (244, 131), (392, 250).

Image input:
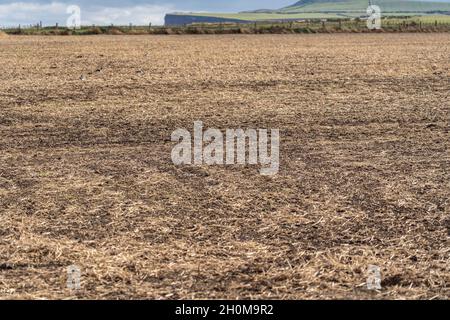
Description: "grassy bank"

(2, 17), (450, 36)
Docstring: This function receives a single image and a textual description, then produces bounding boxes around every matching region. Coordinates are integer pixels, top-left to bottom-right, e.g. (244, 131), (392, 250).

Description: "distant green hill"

(165, 0), (450, 25)
(282, 0), (450, 12)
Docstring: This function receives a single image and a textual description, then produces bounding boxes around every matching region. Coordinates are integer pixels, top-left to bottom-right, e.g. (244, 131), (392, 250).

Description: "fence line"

(2, 18), (450, 34)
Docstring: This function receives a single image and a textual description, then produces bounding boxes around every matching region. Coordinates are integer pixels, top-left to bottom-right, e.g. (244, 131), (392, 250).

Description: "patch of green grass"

(414, 14), (450, 23)
(182, 12), (344, 20)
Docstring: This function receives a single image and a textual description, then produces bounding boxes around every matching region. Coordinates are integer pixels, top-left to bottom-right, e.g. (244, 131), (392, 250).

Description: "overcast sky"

(0, 0), (449, 26)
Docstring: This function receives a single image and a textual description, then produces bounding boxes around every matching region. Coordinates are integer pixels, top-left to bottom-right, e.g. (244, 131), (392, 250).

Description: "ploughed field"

(0, 34), (448, 299)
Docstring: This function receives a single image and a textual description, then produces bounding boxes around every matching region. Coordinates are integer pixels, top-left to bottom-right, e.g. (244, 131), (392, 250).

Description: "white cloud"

(0, 2), (174, 27)
(83, 5), (173, 26)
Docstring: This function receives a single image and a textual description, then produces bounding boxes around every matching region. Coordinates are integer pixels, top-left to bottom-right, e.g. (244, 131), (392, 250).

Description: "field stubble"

(0, 34), (448, 299)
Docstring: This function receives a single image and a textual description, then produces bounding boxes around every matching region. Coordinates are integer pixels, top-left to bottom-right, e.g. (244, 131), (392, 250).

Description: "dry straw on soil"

(0, 31), (8, 38)
(0, 34), (448, 300)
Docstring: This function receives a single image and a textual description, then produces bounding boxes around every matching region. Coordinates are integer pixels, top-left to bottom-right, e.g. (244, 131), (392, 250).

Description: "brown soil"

(0, 34), (448, 300)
